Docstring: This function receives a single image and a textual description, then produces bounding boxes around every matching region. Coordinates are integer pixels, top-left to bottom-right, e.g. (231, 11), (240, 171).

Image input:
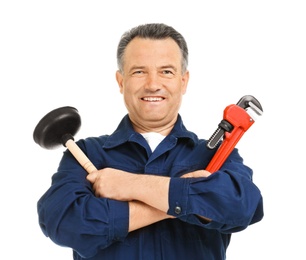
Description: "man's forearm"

(128, 200), (173, 232)
(129, 174), (170, 212)
(87, 168), (171, 213)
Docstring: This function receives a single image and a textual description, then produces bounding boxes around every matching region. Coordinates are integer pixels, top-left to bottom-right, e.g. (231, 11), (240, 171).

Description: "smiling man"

(116, 36), (188, 135)
(37, 23), (264, 260)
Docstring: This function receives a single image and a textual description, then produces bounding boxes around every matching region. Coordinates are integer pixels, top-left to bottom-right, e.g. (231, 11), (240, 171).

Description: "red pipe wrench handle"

(206, 104), (254, 173)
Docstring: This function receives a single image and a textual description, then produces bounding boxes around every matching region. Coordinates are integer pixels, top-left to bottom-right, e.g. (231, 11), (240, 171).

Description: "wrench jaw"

(205, 95), (263, 173)
(237, 95), (263, 124)
(237, 95), (263, 117)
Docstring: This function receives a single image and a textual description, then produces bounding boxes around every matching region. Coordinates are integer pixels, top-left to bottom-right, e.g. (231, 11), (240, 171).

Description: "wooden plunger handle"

(65, 139), (97, 174)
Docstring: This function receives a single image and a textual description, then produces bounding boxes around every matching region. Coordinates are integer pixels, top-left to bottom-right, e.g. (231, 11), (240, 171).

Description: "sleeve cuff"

(108, 200), (129, 241)
(167, 177), (190, 220)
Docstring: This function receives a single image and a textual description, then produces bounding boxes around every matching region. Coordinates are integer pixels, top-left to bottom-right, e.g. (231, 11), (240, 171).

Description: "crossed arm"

(86, 168), (211, 232)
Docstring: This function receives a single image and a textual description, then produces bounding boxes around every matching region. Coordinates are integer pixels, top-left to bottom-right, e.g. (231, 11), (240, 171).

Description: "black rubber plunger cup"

(33, 106), (97, 174)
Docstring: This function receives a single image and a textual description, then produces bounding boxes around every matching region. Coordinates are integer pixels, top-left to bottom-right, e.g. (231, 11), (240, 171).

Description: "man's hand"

(181, 170), (211, 178)
(86, 168), (137, 201)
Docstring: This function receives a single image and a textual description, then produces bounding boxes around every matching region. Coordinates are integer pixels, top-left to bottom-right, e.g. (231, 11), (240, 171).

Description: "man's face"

(116, 37), (189, 133)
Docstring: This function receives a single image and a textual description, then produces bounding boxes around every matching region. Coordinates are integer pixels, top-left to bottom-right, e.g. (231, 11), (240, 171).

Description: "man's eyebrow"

(128, 66), (146, 73)
(159, 65), (177, 71)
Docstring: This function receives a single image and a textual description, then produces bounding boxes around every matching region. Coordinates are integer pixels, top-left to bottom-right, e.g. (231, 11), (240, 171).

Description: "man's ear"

(116, 70), (124, 94)
(182, 70), (189, 94)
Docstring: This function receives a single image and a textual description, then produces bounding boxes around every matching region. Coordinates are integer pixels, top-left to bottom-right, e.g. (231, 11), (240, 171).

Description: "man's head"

(116, 23), (190, 134)
(117, 23), (188, 74)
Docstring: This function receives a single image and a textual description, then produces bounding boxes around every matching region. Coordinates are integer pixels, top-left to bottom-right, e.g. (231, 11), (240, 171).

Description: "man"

(37, 23), (263, 260)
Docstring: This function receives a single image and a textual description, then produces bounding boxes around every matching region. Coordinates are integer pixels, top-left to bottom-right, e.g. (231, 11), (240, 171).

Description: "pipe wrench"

(206, 95), (263, 173)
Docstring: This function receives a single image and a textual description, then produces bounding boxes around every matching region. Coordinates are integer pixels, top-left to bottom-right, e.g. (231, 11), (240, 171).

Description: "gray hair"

(117, 23), (188, 74)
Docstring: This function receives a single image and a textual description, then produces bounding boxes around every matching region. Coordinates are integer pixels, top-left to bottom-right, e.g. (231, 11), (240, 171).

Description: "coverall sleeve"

(37, 149), (129, 258)
(167, 148), (264, 233)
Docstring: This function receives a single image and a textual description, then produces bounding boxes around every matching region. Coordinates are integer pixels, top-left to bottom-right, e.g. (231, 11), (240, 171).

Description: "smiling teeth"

(143, 97), (163, 101)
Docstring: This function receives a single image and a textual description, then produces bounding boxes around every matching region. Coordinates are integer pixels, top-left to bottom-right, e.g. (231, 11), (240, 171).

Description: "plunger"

(33, 106), (97, 174)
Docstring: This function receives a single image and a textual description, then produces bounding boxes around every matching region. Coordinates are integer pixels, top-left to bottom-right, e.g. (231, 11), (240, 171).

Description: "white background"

(1, 1), (305, 259)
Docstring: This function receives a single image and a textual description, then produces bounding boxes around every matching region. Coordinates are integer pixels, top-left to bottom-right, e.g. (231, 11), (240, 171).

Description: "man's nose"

(145, 73), (161, 92)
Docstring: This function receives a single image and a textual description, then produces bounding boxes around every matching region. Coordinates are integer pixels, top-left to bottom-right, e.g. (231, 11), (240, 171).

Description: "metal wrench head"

(236, 95), (263, 116)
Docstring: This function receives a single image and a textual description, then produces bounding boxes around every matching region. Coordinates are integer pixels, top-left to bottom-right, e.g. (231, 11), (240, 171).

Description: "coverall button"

(174, 206), (181, 214)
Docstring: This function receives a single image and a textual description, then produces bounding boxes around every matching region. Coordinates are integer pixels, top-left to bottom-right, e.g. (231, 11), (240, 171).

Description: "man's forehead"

(124, 38), (181, 63)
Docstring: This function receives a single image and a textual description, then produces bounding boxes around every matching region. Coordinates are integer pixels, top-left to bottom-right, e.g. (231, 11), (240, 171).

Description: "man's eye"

(133, 70), (144, 74)
(163, 70), (174, 75)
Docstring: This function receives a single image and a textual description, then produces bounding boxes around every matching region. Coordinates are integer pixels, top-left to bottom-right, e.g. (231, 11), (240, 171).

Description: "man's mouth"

(141, 97), (165, 102)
